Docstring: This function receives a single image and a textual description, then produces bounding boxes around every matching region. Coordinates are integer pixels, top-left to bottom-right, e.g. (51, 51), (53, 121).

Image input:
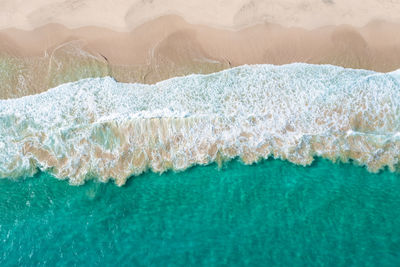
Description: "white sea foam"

(1, 63), (400, 185)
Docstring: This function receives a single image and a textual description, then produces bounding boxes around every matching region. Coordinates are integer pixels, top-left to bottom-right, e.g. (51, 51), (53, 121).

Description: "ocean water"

(1, 63), (400, 185)
(1, 63), (400, 265)
(1, 159), (400, 266)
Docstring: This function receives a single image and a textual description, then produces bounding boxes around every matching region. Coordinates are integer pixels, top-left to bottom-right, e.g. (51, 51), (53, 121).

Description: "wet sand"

(0, 15), (400, 98)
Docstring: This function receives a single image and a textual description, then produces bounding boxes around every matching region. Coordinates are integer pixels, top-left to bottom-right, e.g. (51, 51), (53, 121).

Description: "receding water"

(1, 159), (400, 266)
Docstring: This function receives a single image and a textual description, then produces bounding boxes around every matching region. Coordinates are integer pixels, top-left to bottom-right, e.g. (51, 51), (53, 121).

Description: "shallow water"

(1, 159), (400, 266)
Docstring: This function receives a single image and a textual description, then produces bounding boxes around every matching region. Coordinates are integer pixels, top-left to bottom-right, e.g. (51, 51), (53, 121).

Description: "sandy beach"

(1, 0), (400, 30)
(0, 0), (400, 98)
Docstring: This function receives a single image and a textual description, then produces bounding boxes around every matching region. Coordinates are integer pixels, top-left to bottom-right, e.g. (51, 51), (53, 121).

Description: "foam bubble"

(1, 63), (400, 185)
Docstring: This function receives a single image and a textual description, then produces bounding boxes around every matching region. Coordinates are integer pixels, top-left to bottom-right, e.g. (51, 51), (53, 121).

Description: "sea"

(1, 63), (400, 265)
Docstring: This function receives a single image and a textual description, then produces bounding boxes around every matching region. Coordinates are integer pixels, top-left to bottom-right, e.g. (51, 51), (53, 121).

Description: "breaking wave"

(1, 63), (400, 185)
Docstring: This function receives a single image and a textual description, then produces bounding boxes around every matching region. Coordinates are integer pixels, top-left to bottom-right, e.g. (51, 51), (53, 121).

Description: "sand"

(1, 0), (400, 30)
(0, 1), (400, 98)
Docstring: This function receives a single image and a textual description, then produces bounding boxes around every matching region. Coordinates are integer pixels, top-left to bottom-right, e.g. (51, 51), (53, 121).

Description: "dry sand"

(0, 1), (400, 98)
(1, 0), (400, 30)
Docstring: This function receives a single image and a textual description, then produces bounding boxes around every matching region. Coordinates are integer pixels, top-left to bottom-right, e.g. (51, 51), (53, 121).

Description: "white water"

(1, 63), (400, 185)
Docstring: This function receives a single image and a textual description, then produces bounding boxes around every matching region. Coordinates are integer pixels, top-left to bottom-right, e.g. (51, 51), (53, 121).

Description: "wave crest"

(1, 63), (400, 185)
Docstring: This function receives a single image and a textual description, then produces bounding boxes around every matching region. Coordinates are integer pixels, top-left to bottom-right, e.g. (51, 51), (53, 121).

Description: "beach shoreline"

(1, 15), (400, 98)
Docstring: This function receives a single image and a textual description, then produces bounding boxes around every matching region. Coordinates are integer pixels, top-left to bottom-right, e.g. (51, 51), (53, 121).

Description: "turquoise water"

(1, 159), (400, 266)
